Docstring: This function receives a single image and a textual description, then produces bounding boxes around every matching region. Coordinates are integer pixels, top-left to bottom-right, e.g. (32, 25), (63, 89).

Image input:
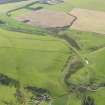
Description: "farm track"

(0, 47), (70, 53)
(89, 45), (105, 55)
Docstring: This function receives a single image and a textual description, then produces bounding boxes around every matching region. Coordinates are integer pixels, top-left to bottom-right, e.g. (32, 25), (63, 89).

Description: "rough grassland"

(70, 44), (105, 85)
(66, 30), (105, 54)
(0, 86), (16, 105)
(66, 30), (105, 85)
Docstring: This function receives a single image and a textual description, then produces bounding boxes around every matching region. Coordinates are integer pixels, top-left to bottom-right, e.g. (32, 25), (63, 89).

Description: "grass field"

(69, 38), (105, 87)
(0, 28), (71, 104)
(0, 0), (105, 105)
(30, 0), (105, 12)
(66, 29), (105, 84)
(90, 88), (105, 105)
(67, 30), (105, 54)
(6, 0), (105, 20)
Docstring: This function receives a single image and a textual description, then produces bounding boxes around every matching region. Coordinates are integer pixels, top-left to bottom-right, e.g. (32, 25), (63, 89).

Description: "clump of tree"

(25, 86), (50, 96)
(0, 20), (5, 24)
(0, 73), (19, 87)
(82, 96), (95, 105)
(25, 86), (51, 104)
(15, 88), (25, 104)
(64, 56), (84, 86)
(60, 34), (80, 50)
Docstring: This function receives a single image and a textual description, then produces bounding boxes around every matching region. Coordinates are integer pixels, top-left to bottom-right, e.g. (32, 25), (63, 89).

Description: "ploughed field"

(70, 8), (105, 34)
(15, 10), (75, 28)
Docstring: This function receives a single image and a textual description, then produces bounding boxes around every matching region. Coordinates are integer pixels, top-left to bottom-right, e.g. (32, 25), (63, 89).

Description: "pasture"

(0, 28), (70, 104)
(0, 0), (105, 105)
(30, 0), (105, 12)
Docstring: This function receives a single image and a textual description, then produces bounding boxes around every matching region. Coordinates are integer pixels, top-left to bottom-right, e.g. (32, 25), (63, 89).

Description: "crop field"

(0, 0), (105, 105)
(70, 8), (105, 34)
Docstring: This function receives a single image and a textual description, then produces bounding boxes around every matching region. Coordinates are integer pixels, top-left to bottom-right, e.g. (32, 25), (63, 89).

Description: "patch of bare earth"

(70, 8), (105, 34)
(15, 9), (75, 28)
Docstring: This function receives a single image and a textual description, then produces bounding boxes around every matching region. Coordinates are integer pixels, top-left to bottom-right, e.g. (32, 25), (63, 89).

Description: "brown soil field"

(15, 9), (75, 28)
(70, 8), (105, 34)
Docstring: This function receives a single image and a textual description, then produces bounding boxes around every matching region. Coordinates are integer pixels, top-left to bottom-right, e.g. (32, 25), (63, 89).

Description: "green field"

(0, 0), (105, 105)
(0, 28), (70, 104)
(8, 0), (105, 17)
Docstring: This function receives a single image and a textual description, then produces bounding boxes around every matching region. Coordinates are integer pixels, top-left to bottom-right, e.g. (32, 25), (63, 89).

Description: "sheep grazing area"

(1, 0), (105, 105)
(15, 10), (76, 28)
(70, 8), (105, 34)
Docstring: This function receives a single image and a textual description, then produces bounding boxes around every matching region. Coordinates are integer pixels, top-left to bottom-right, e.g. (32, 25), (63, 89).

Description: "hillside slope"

(0, 28), (71, 104)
